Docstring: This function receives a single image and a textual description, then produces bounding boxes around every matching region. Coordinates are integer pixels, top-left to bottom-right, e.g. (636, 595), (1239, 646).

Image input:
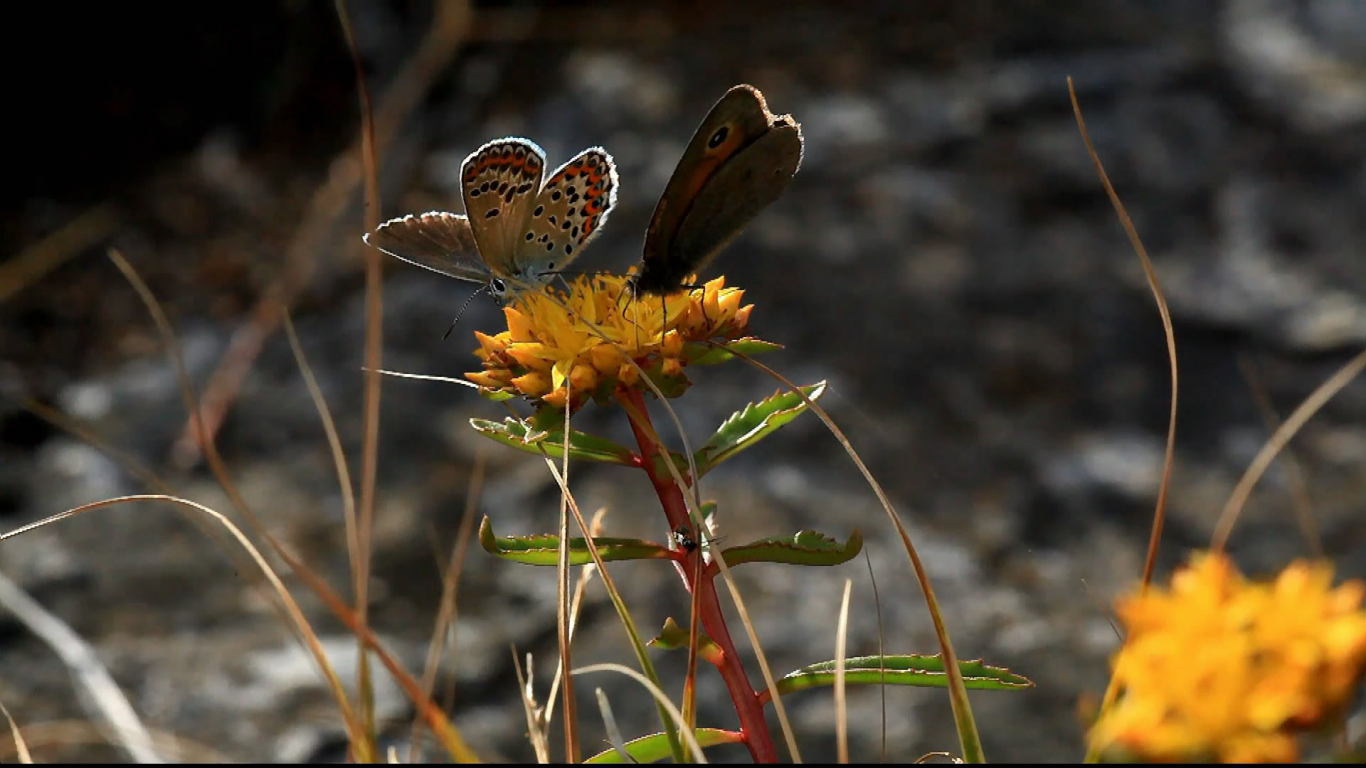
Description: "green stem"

(620, 387), (777, 763)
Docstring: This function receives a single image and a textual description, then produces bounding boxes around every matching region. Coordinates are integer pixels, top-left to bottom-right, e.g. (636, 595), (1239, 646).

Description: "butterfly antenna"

(443, 284), (490, 341)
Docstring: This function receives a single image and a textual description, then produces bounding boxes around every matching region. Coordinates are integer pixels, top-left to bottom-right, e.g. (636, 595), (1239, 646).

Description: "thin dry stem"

(1069, 74), (1180, 765)
(835, 578), (853, 764)
(372, 369), (480, 387)
(0, 700), (31, 764)
(1067, 76), (1179, 591)
(554, 389), (581, 762)
(512, 649), (551, 763)
(864, 549), (888, 761)
(1237, 356), (1324, 557)
(1211, 349), (1366, 551)
(594, 688), (635, 763)
(335, 0), (385, 743)
(545, 508), (607, 723)
(282, 313), (362, 601)
(0, 203), (120, 304)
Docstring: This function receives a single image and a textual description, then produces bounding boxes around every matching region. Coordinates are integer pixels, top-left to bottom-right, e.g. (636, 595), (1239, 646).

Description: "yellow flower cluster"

(467, 271), (753, 409)
(1088, 551), (1366, 762)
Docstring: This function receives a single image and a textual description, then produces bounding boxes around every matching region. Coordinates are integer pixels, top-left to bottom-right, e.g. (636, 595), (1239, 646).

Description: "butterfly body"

(631, 84), (804, 297)
(365, 137), (619, 303)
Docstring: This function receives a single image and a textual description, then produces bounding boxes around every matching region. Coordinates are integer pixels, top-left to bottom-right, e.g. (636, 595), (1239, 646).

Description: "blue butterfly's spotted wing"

(514, 147), (619, 279)
(459, 138), (546, 286)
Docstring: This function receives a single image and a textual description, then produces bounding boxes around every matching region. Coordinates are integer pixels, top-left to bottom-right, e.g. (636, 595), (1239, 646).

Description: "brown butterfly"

(629, 84), (804, 297)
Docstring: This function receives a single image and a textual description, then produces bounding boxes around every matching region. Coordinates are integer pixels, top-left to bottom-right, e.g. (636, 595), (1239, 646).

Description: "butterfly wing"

(513, 147), (619, 283)
(460, 138), (546, 283)
(364, 211), (493, 284)
(640, 86), (775, 278)
(666, 119), (804, 283)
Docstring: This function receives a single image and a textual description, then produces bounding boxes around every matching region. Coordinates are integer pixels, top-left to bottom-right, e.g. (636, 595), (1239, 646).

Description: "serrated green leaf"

(771, 655), (1033, 698)
(687, 337), (784, 366)
(469, 417), (637, 465)
(585, 727), (744, 764)
(719, 528), (863, 567)
(649, 617), (723, 665)
(694, 381), (825, 475)
(479, 516), (672, 565)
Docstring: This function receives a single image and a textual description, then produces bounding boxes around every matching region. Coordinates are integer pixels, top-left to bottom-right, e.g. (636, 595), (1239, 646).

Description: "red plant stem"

(620, 387), (777, 763)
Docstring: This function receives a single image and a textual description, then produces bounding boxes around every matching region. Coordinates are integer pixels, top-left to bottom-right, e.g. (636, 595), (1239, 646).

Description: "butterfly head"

(488, 277), (511, 303)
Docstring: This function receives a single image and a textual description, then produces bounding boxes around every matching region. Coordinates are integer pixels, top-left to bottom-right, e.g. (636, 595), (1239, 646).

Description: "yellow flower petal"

(662, 329), (684, 358)
(504, 342), (554, 369)
(505, 306), (537, 342)
(569, 363), (598, 391)
(474, 330), (507, 356)
(511, 371), (551, 397)
(466, 371), (507, 389)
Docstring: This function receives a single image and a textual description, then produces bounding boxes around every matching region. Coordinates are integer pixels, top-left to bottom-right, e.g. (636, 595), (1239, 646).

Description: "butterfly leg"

(678, 283), (711, 330)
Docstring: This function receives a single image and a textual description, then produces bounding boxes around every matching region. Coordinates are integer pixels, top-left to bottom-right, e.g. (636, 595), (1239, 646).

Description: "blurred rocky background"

(2, 0), (1364, 762)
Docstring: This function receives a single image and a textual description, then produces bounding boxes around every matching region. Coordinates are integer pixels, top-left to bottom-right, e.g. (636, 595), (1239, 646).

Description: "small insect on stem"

(672, 524), (698, 553)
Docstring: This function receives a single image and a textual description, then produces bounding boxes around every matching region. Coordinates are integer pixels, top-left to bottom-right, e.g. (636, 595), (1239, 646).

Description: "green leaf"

(694, 381), (826, 475)
(649, 617), (723, 665)
(772, 655), (1033, 698)
(720, 528), (863, 567)
(478, 517), (672, 565)
(686, 337), (784, 366)
(469, 417), (637, 465)
(649, 617), (691, 650)
(584, 727), (744, 764)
